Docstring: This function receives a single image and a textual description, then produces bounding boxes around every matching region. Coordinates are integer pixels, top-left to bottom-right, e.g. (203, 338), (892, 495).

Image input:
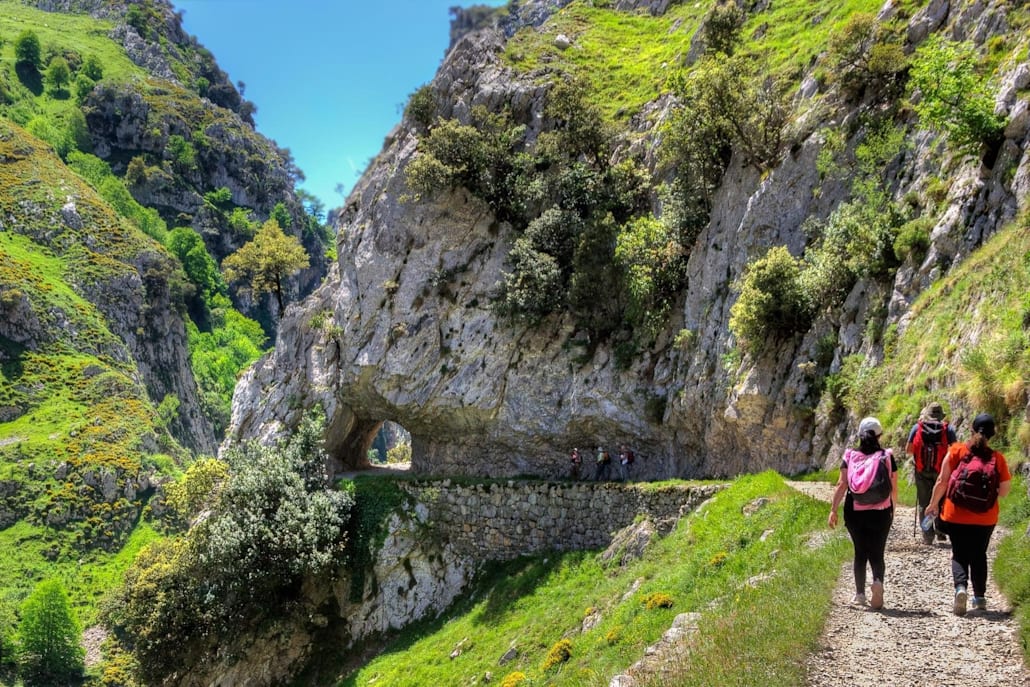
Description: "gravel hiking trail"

(789, 481), (1030, 687)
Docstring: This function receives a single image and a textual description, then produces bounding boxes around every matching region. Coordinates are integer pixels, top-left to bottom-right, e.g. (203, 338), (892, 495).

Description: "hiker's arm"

(924, 454), (954, 516)
(999, 480), (1012, 498)
(891, 464), (899, 506)
(828, 471), (847, 528)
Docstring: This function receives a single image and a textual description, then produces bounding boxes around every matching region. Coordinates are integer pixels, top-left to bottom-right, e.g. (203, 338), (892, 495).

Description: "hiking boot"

(870, 580), (884, 610)
(971, 596), (987, 612)
(953, 586), (968, 616)
(851, 592), (867, 606)
(936, 531), (947, 542)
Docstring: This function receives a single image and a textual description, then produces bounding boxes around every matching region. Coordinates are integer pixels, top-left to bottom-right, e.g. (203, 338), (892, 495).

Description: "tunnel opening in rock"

(367, 421), (412, 467)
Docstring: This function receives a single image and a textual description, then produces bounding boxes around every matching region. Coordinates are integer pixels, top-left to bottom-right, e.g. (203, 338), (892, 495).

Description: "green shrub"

(14, 30), (42, 70)
(908, 35), (1007, 154)
(893, 216), (933, 262)
(825, 13), (907, 101)
(45, 56), (72, 94)
(163, 457), (229, 522)
(405, 84), (437, 130)
(615, 215), (686, 344)
(730, 246), (813, 353)
(108, 410), (352, 682)
(701, 2), (745, 56)
(497, 238), (564, 323)
(17, 579), (84, 683)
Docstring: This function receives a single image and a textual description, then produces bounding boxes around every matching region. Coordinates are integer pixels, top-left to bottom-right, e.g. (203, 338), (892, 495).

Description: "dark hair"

(858, 430), (882, 454)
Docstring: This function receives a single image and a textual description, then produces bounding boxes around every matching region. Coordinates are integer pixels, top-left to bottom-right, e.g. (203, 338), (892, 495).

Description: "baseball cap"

(972, 413), (996, 439)
(859, 417), (883, 437)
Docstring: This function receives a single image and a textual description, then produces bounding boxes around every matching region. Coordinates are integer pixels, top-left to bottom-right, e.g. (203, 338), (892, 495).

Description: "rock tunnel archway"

(326, 413), (412, 476)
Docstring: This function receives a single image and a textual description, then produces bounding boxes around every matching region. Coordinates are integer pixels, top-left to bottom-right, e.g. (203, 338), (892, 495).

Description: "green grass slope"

(0, 120), (178, 623)
(335, 473), (847, 687)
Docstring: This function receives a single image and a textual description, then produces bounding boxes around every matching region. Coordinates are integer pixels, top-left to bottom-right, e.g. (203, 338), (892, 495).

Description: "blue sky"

(173, 1), (506, 212)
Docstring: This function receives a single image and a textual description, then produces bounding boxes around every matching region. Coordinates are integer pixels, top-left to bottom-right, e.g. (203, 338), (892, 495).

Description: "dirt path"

(789, 481), (1030, 687)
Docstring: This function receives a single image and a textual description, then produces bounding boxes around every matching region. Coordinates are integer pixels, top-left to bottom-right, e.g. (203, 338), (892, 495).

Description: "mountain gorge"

(2, 0), (1030, 684)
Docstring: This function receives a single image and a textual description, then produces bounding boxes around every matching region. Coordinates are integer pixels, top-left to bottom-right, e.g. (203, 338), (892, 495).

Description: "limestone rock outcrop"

(228, 0), (1030, 480)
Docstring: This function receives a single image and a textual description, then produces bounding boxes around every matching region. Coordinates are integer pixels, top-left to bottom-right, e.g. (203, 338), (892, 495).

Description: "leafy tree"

(615, 216), (687, 344)
(222, 218), (310, 317)
(16, 579), (84, 684)
(81, 54), (103, 81)
(668, 53), (789, 173)
(107, 410), (352, 683)
(702, 2), (746, 56)
(729, 246), (813, 353)
(14, 30), (41, 70)
(166, 227), (224, 302)
(405, 84), (437, 131)
(908, 35), (1006, 154)
(826, 13), (907, 101)
(270, 201), (291, 229)
(45, 56), (71, 94)
(497, 238), (564, 323)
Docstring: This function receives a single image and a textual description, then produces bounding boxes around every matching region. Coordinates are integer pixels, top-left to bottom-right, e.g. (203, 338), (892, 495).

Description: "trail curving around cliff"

(789, 481), (1030, 687)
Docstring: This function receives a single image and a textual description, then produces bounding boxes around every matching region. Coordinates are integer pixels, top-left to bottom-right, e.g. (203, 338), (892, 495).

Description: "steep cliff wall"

(228, 0), (1030, 479)
(179, 479), (717, 687)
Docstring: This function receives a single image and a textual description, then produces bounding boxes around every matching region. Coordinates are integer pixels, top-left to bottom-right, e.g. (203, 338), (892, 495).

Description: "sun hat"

(923, 402), (944, 421)
(858, 417), (883, 437)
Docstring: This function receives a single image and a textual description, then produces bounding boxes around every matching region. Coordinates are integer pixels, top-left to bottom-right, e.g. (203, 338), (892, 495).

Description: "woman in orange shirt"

(925, 413), (1012, 615)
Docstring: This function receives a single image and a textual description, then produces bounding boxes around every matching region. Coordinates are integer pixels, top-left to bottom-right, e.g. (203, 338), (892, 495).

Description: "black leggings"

(844, 506), (893, 593)
(946, 522), (995, 597)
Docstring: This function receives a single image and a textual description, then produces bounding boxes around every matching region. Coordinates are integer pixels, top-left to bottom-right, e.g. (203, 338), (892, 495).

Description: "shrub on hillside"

(14, 30), (42, 71)
(908, 36), (1006, 154)
(405, 84), (437, 131)
(730, 246), (814, 353)
(825, 13), (907, 101)
(106, 409), (352, 681)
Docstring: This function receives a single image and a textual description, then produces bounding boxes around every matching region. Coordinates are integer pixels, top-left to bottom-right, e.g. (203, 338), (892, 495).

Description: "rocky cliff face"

(229, 0), (1030, 479)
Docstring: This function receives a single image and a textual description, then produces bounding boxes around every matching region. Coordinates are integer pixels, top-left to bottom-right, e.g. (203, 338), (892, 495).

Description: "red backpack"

(911, 420), (948, 476)
(946, 444), (1000, 513)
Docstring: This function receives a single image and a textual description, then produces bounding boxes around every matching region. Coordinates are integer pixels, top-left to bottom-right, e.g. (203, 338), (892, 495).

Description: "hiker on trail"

(570, 447), (582, 480)
(594, 446), (611, 481)
(924, 413), (1012, 615)
(905, 401), (957, 544)
(828, 416), (898, 610)
(618, 445), (635, 482)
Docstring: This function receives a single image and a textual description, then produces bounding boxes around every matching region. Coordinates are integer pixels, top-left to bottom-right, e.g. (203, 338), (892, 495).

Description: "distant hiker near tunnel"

(906, 401), (957, 545)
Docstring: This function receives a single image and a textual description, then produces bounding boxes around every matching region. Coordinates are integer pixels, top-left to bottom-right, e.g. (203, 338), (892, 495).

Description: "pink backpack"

(846, 449), (892, 507)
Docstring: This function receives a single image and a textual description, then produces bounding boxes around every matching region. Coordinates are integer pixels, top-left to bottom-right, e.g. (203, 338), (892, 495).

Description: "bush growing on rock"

(729, 246), (813, 353)
(106, 409), (353, 682)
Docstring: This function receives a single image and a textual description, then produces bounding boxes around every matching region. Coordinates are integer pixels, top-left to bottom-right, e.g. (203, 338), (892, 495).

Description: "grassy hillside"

(0, 120), (174, 620)
(336, 473), (847, 687)
(0, 0), (316, 671)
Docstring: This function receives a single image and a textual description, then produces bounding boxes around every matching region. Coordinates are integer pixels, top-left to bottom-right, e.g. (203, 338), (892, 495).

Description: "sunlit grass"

(339, 472), (848, 686)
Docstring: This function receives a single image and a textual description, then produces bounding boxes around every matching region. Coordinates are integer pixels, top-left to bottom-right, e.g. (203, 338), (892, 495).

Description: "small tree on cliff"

(221, 218), (309, 317)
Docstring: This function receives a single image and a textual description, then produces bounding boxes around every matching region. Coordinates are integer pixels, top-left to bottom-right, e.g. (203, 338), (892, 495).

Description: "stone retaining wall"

(401, 480), (722, 560)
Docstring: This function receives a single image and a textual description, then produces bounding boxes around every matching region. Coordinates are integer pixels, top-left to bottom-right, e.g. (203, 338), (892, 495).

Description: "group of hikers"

(828, 402), (1012, 614)
(568, 445), (635, 482)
